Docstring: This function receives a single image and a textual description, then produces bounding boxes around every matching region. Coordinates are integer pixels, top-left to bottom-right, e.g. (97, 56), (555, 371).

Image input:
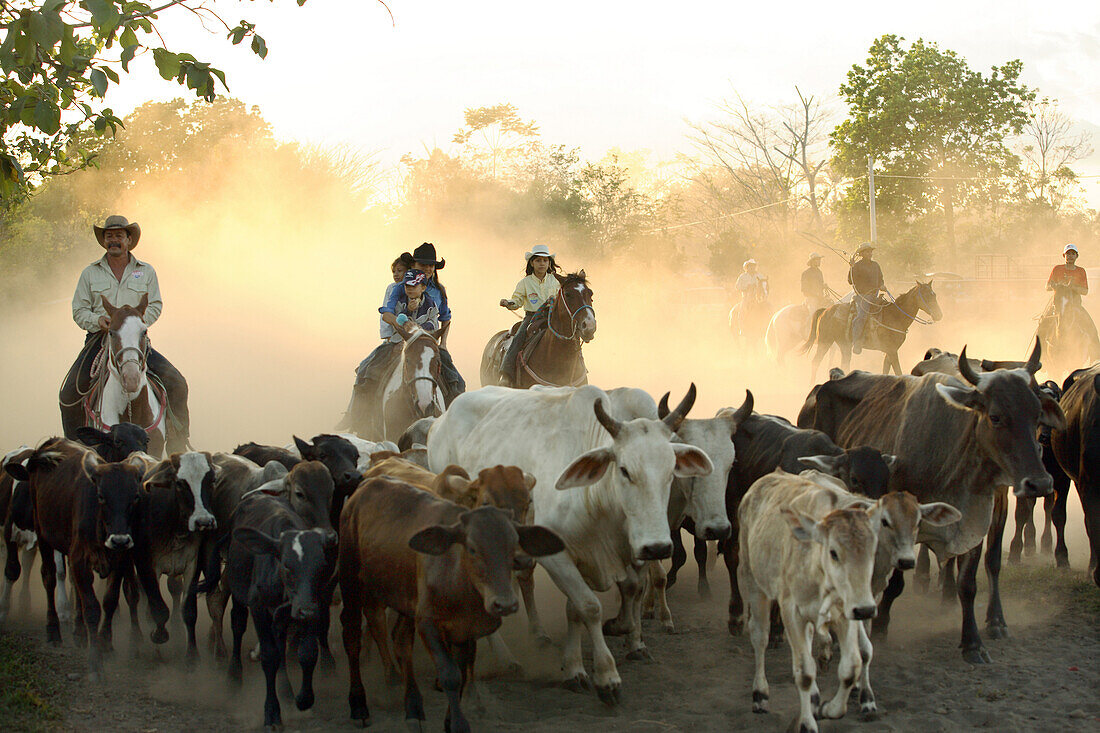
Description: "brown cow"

(4, 439), (170, 681)
(338, 476), (562, 731)
(798, 343), (1065, 663)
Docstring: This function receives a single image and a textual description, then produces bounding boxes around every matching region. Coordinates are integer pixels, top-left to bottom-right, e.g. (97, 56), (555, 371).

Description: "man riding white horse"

(800, 252), (831, 312)
(59, 215), (190, 452)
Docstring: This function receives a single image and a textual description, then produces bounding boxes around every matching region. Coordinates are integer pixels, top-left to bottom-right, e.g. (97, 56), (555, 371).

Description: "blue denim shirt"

(383, 275), (451, 323)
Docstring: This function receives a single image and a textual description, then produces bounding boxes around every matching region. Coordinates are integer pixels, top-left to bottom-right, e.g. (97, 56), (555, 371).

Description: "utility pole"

(868, 154), (877, 243)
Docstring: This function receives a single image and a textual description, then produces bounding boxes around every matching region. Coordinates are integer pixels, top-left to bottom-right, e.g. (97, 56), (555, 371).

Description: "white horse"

(765, 299), (841, 365)
(98, 294), (166, 457)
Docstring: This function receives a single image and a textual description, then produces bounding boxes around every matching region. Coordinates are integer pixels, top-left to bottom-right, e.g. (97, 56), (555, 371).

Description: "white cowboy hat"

(855, 242), (875, 254)
(807, 252), (823, 264)
(743, 259), (757, 269)
(525, 244), (556, 261)
(1064, 243), (1079, 255)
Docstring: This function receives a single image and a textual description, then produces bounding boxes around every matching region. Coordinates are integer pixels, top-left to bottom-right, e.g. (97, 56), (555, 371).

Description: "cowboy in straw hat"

(498, 244), (563, 383)
(406, 242), (465, 402)
(801, 252), (831, 311)
(735, 258), (767, 303)
(847, 242), (884, 354)
(60, 215), (191, 451)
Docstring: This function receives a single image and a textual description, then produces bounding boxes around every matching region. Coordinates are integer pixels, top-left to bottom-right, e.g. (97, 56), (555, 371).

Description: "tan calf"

(737, 472), (881, 733)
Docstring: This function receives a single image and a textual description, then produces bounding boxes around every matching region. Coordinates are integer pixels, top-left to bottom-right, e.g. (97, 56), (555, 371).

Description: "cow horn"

(657, 392), (671, 420)
(593, 398), (622, 438)
(662, 383), (697, 432)
(1025, 337), (1042, 375)
(958, 345), (982, 386)
(730, 389), (754, 426)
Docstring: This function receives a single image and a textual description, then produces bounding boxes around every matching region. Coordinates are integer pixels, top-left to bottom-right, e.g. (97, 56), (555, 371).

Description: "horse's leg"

(1040, 492), (1054, 557)
(1052, 473), (1071, 568)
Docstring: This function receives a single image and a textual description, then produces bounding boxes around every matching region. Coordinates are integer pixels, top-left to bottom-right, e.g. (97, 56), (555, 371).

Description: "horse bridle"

(402, 334), (444, 416)
(548, 289), (595, 341)
(108, 334), (149, 382)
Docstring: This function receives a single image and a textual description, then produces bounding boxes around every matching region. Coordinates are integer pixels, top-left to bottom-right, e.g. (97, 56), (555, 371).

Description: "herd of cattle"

(1, 339), (1099, 732)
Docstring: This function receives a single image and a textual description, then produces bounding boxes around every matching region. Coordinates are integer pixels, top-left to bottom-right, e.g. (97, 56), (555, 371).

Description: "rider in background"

(499, 244), (561, 384)
(800, 252), (830, 311)
(405, 242), (465, 403)
(60, 215), (189, 451)
(1046, 243), (1099, 341)
(847, 242), (884, 355)
(382, 252), (415, 335)
(736, 259), (767, 303)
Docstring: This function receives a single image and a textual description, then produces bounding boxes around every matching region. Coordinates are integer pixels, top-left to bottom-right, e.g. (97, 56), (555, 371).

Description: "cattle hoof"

(626, 646), (653, 662)
(1055, 554), (1070, 569)
(661, 621), (675, 634)
(562, 673), (591, 694)
(1007, 552), (1022, 565)
(728, 619), (743, 636)
(349, 693), (371, 725)
(752, 691), (769, 713)
(46, 627), (62, 646)
(150, 627), (169, 645)
(859, 702), (879, 720)
(601, 619), (629, 637)
(296, 688), (315, 711)
(986, 624), (1009, 640)
(404, 718), (425, 733)
(913, 577), (929, 595)
(962, 647), (992, 664)
(595, 683), (621, 706)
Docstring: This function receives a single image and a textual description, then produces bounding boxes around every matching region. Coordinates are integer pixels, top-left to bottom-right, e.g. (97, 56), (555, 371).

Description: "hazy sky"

(109, 0), (1100, 196)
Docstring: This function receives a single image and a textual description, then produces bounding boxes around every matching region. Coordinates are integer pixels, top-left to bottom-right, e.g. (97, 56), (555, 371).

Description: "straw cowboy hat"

(525, 244), (556, 261)
(807, 252), (823, 266)
(855, 242), (875, 255)
(412, 242), (445, 269)
(94, 215), (141, 249)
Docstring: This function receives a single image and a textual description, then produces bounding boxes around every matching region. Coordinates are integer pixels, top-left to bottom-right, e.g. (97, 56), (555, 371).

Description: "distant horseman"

(59, 215), (190, 452)
(847, 243), (884, 355)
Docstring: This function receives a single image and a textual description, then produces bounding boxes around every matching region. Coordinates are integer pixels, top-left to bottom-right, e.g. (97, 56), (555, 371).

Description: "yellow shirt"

(508, 274), (561, 313)
(72, 254), (163, 332)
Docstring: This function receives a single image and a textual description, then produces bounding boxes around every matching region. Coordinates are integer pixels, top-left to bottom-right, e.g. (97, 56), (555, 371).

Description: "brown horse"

(800, 280), (943, 379)
(92, 295), (166, 457)
(481, 272), (596, 388)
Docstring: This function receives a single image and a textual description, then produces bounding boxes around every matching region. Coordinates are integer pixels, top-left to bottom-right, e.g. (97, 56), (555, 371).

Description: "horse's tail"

(798, 308), (827, 355)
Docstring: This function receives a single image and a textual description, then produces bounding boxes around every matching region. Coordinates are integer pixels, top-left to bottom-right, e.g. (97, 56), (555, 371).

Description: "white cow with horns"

(428, 383), (713, 704)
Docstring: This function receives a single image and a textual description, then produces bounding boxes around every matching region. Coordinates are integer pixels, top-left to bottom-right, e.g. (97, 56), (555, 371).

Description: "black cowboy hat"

(412, 242), (445, 269)
(94, 215), (141, 249)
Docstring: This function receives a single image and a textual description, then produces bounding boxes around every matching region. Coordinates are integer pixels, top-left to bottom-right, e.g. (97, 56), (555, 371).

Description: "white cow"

(428, 383), (713, 702)
(737, 471), (882, 733)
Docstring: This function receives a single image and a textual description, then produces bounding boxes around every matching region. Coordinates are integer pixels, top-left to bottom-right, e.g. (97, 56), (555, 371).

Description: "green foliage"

(0, 0), (304, 201)
(831, 35), (1035, 261)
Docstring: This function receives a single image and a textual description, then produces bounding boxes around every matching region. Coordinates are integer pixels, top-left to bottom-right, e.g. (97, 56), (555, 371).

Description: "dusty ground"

(1, 545), (1097, 733)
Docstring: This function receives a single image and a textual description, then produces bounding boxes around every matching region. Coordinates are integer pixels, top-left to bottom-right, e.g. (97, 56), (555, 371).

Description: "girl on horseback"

(500, 244), (562, 383)
(407, 242), (465, 403)
(339, 270), (440, 433)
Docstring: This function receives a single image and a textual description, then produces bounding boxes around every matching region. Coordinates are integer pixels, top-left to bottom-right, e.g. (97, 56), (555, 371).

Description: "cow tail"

(799, 308), (827, 355)
(195, 533), (230, 594)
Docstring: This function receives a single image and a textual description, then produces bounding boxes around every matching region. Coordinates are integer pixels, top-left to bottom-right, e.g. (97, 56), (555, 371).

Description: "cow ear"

(781, 508), (821, 544)
(4, 461), (29, 482)
(1038, 395), (1067, 431)
(81, 451), (103, 481)
(672, 444), (713, 478)
(125, 453), (150, 472)
(437, 473), (472, 503)
(556, 447), (614, 489)
(73, 426), (108, 447)
(321, 529), (338, 550)
(143, 460), (175, 490)
(233, 527), (281, 557)
(919, 502), (962, 527)
(409, 523), (463, 556)
(516, 525), (565, 557)
(293, 436), (314, 458)
(936, 383), (986, 412)
(523, 472), (537, 491)
(262, 461), (288, 482)
(882, 453), (899, 472)
(798, 454), (843, 475)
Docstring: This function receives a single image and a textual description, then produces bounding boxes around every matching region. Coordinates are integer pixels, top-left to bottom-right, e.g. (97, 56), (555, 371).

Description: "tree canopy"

(0, 0), (311, 200)
(831, 34), (1035, 263)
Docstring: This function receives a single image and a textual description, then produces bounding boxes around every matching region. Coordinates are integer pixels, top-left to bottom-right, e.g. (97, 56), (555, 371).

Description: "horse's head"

(914, 280), (943, 322)
(102, 294), (150, 394)
(398, 326), (445, 418)
(553, 270), (597, 342)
